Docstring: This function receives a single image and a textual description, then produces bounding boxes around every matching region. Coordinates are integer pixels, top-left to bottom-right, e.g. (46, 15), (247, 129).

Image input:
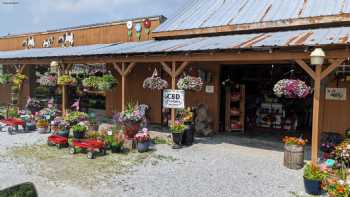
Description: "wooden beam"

(295, 59), (316, 80)
(121, 63), (126, 111)
(311, 65), (322, 165)
(19, 64), (27, 73)
(175, 61), (189, 77)
(171, 62), (176, 126)
(124, 62), (136, 76)
(320, 58), (345, 80)
(161, 62), (173, 76)
(113, 63), (123, 76)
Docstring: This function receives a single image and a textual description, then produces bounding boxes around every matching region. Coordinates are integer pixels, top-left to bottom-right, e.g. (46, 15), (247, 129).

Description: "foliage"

(169, 120), (187, 134)
(283, 136), (307, 146)
(303, 163), (329, 181)
(36, 119), (49, 128)
(7, 107), (19, 118)
(323, 178), (350, 197)
(0, 73), (12, 85)
(177, 75), (203, 91)
(57, 75), (77, 86)
(135, 128), (151, 143)
(273, 79), (311, 98)
(82, 73), (118, 91)
(11, 73), (27, 87)
(64, 111), (88, 124)
(82, 76), (100, 89)
(104, 129), (124, 148)
(71, 124), (88, 133)
(143, 69), (168, 90)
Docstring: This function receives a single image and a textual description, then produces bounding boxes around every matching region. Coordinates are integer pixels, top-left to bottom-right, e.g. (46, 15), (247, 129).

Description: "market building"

(1, 0), (350, 164)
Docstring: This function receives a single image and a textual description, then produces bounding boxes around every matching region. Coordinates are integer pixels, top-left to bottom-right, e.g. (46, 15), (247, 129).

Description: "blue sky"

(0, 0), (189, 36)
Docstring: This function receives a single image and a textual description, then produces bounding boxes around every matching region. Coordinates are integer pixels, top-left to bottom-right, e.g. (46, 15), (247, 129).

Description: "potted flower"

(36, 119), (49, 134)
(98, 73), (117, 91)
(71, 123), (87, 139)
(323, 177), (350, 197)
(177, 75), (203, 91)
(64, 111), (88, 126)
(25, 98), (42, 114)
(11, 73), (27, 87)
(142, 69), (168, 90)
(283, 136), (307, 169)
(135, 128), (151, 153)
(116, 103), (144, 139)
(57, 75), (77, 86)
(36, 72), (57, 87)
(104, 128), (124, 153)
(303, 163), (329, 195)
(273, 79), (311, 98)
(331, 142), (350, 168)
(321, 142), (336, 160)
(51, 117), (69, 137)
(170, 120), (187, 148)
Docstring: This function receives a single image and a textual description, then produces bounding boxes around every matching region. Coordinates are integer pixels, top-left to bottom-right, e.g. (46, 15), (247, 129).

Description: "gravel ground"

(0, 131), (307, 197)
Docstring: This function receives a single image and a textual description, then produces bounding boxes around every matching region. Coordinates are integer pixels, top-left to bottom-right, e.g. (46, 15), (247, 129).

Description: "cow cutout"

(42, 36), (54, 48)
(58, 32), (74, 47)
(22, 36), (35, 49)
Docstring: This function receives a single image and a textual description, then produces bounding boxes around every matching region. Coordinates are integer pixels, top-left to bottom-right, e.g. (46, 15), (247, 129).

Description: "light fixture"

(50, 61), (58, 67)
(310, 48), (326, 65)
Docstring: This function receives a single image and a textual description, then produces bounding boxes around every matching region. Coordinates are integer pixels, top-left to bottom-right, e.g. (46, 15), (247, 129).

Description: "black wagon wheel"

(69, 147), (76, 154)
(87, 151), (95, 159)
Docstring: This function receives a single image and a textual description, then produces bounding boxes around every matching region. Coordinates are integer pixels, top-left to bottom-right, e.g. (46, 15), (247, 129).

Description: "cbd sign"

(163, 89), (185, 109)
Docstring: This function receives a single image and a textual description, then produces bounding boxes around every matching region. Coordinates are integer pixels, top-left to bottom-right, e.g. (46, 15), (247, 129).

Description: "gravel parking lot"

(0, 132), (306, 197)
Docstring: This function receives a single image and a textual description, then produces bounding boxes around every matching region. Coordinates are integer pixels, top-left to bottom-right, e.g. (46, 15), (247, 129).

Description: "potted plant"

(170, 120), (187, 148)
(135, 128), (151, 153)
(71, 123), (87, 139)
(36, 119), (49, 134)
(36, 72), (57, 87)
(25, 98), (42, 114)
(283, 136), (307, 169)
(321, 142), (336, 160)
(104, 129), (124, 153)
(98, 73), (118, 91)
(177, 75), (203, 91)
(51, 117), (69, 137)
(303, 163), (329, 195)
(273, 79), (311, 98)
(64, 111), (88, 126)
(142, 69), (168, 90)
(117, 103), (143, 139)
(57, 75), (77, 86)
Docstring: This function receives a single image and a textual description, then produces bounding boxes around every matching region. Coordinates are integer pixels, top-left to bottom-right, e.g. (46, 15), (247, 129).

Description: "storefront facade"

(1, 0), (350, 164)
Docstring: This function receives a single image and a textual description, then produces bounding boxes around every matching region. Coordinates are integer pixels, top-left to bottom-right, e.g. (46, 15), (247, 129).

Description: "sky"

(0, 0), (189, 36)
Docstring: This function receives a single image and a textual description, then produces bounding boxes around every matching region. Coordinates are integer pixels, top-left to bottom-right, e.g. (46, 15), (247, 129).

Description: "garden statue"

(195, 104), (213, 136)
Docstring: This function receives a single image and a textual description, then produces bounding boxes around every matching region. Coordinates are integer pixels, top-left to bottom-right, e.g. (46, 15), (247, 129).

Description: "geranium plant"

(143, 69), (168, 90)
(135, 128), (151, 143)
(282, 136), (307, 146)
(177, 75), (203, 91)
(273, 79), (311, 98)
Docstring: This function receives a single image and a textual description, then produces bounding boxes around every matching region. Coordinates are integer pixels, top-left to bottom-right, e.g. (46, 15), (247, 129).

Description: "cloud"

(0, 0), (189, 35)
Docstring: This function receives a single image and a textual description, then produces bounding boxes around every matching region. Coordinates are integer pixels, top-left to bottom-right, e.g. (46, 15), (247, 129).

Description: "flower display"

(135, 128), (151, 143)
(323, 178), (350, 197)
(82, 73), (118, 91)
(11, 73), (27, 87)
(64, 111), (88, 125)
(177, 75), (203, 91)
(170, 120), (187, 134)
(51, 117), (69, 130)
(143, 69), (168, 90)
(331, 142), (350, 167)
(282, 136), (307, 146)
(273, 79), (311, 98)
(57, 75), (77, 86)
(69, 64), (89, 75)
(117, 103), (144, 124)
(0, 73), (12, 85)
(25, 97), (42, 112)
(36, 119), (49, 128)
(36, 72), (57, 86)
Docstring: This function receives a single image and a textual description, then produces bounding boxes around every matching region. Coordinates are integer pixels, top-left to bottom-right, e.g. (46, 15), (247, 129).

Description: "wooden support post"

(171, 62), (176, 126)
(62, 85), (67, 115)
(113, 62), (136, 112)
(311, 65), (322, 165)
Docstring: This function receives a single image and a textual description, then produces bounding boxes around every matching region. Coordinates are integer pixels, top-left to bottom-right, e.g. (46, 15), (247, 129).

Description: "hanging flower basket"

(82, 73), (118, 91)
(143, 69), (168, 90)
(273, 79), (311, 98)
(177, 75), (203, 91)
(57, 75), (77, 86)
(36, 72), (57, 87)
(0, 73), (12, 85)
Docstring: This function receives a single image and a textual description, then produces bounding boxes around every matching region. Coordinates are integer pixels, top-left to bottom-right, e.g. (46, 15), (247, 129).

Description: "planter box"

(284, 144), (304, 170)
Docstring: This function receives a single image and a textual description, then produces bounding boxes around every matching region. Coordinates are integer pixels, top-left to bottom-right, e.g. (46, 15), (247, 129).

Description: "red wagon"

(0, 118), (25, 135)
(69, 139), (106, 159)
(47, 135), (69, 149)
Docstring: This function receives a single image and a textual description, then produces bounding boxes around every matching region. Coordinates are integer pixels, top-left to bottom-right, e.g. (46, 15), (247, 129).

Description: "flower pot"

(58, 130), (70, 138)
(111, 145), (122, 153)
(137, 141), (150, 153)
(73, 131), (85, 139)
(38, 127), (48, 134)
(172, 132), (184, 145)
(25, 122), (36, 131)
(123, 122), (140, 139)
(284, 144), (304, 170)
(303, 177), (322, 195)
(182, 124), (194, 146)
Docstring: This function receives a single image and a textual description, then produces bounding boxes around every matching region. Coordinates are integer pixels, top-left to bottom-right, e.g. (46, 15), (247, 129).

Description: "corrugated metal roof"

(154, 0), (350, 33)
(1, 26), (350, 60)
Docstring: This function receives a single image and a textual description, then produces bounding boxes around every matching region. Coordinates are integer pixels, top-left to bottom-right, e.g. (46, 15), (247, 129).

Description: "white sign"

(326, 88), (347, 101)
(205, 85), (214, 93)
(163, 89), (185, 109)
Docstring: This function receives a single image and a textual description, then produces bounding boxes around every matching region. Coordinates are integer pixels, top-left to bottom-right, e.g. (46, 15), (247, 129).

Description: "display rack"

(225, 85), (245, 132)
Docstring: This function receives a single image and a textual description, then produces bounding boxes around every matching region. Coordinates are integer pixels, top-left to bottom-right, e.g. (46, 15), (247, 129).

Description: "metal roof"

(154, 0), (350, 33)
(0, 26), (350, 60)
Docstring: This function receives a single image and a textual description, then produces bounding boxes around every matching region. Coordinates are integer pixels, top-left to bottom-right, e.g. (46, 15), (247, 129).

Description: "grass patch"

(7, 144), (173, 189)
(152, 136), (172, 145)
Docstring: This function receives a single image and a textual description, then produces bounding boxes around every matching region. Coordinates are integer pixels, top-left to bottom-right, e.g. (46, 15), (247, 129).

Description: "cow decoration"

(42, 36), (54, 48)
(58, 32), (74, 47)
(22, 36), (35, 49)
